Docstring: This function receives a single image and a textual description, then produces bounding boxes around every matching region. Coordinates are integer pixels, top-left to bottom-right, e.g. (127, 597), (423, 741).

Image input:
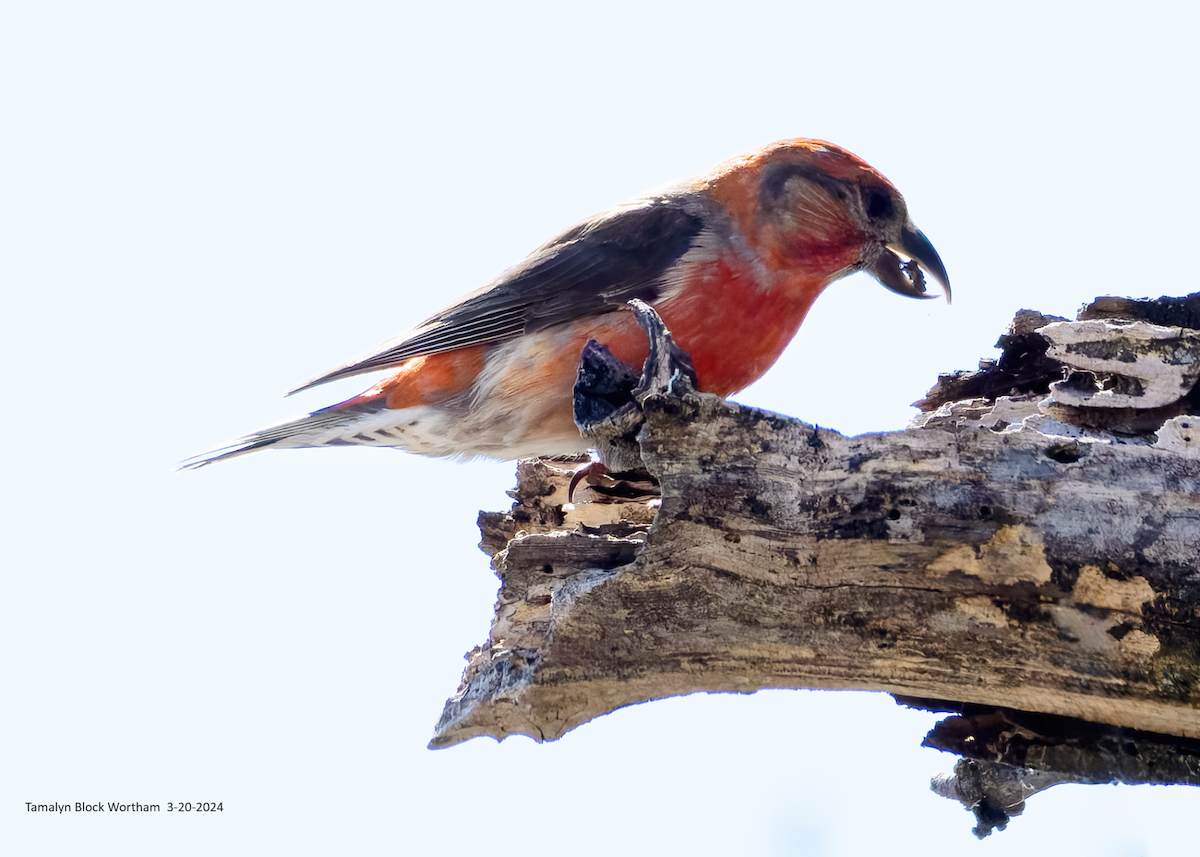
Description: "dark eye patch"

(760, 161), (843, 208)
(862, 186), (894, 220)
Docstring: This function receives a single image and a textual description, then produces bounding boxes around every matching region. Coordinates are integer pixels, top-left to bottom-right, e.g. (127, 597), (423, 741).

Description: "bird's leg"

(569, 300), (697, 501)
(626, 298), (698, 404)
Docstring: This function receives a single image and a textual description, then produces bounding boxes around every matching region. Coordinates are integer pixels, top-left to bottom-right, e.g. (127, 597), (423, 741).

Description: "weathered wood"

(433, 294), (1200, 833)
(913, 700), (1200, 836)
(435, 392), (1200, 746)
(430, 295), (1200, 833)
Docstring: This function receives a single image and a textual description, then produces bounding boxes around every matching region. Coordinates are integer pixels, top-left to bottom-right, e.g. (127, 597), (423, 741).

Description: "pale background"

(4, 2), (1197, 854)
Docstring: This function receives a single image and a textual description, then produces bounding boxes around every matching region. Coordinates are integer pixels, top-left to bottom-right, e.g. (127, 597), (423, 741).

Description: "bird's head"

(715, 139), (951, 303)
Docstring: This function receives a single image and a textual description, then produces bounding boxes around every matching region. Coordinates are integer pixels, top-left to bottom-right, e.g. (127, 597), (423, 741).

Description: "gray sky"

(4, 2), (1197, 854)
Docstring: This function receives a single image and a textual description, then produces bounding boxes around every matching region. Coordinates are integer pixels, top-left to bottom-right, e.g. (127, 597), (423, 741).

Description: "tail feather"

(175, 436), (292, 471)
(177, 401), (384, 471)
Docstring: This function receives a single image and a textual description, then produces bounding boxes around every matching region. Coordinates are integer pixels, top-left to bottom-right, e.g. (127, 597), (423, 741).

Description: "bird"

(179, 139), (950, 470)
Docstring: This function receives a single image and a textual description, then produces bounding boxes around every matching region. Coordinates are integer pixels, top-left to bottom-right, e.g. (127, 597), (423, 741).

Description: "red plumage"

(181, 139), (949, 469)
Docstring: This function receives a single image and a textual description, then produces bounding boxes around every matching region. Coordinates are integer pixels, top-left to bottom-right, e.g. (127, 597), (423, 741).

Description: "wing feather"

(288, 197), (706, 394)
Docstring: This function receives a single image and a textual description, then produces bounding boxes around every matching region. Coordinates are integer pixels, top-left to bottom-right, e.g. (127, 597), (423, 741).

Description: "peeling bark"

(432, 293), (1200, 832)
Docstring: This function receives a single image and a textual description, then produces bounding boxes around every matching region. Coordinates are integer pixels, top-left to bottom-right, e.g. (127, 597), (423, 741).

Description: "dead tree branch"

(430, 294), (1200, 833)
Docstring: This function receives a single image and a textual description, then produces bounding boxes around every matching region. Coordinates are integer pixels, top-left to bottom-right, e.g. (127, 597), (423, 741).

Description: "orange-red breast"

(180, 139), (949, 469)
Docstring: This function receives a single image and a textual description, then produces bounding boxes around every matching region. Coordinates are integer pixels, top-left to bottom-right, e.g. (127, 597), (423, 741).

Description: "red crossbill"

(181, 139), (949, 469)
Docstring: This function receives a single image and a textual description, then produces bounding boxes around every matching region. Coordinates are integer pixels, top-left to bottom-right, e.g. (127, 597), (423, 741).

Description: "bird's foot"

(572, 300), (698, 473)
(626, 298), (698, 403)
(567, 456), (660, 504)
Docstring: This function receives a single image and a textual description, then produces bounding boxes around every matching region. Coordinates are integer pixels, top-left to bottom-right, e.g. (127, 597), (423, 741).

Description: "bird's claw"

(626, 299), (698, 402)
(572, 300), (698, 474)
(567, 458), (660, 504)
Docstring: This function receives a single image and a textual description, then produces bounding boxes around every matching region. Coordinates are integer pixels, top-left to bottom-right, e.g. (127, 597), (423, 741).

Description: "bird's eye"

(862, 187), (894, 220)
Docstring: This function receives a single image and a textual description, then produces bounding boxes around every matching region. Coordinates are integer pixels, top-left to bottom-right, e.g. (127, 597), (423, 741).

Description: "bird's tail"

(177, 400), (389, 470)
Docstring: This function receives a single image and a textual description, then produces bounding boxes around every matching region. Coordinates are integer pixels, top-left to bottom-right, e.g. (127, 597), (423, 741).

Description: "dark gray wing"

(288, 197), (706, 394)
